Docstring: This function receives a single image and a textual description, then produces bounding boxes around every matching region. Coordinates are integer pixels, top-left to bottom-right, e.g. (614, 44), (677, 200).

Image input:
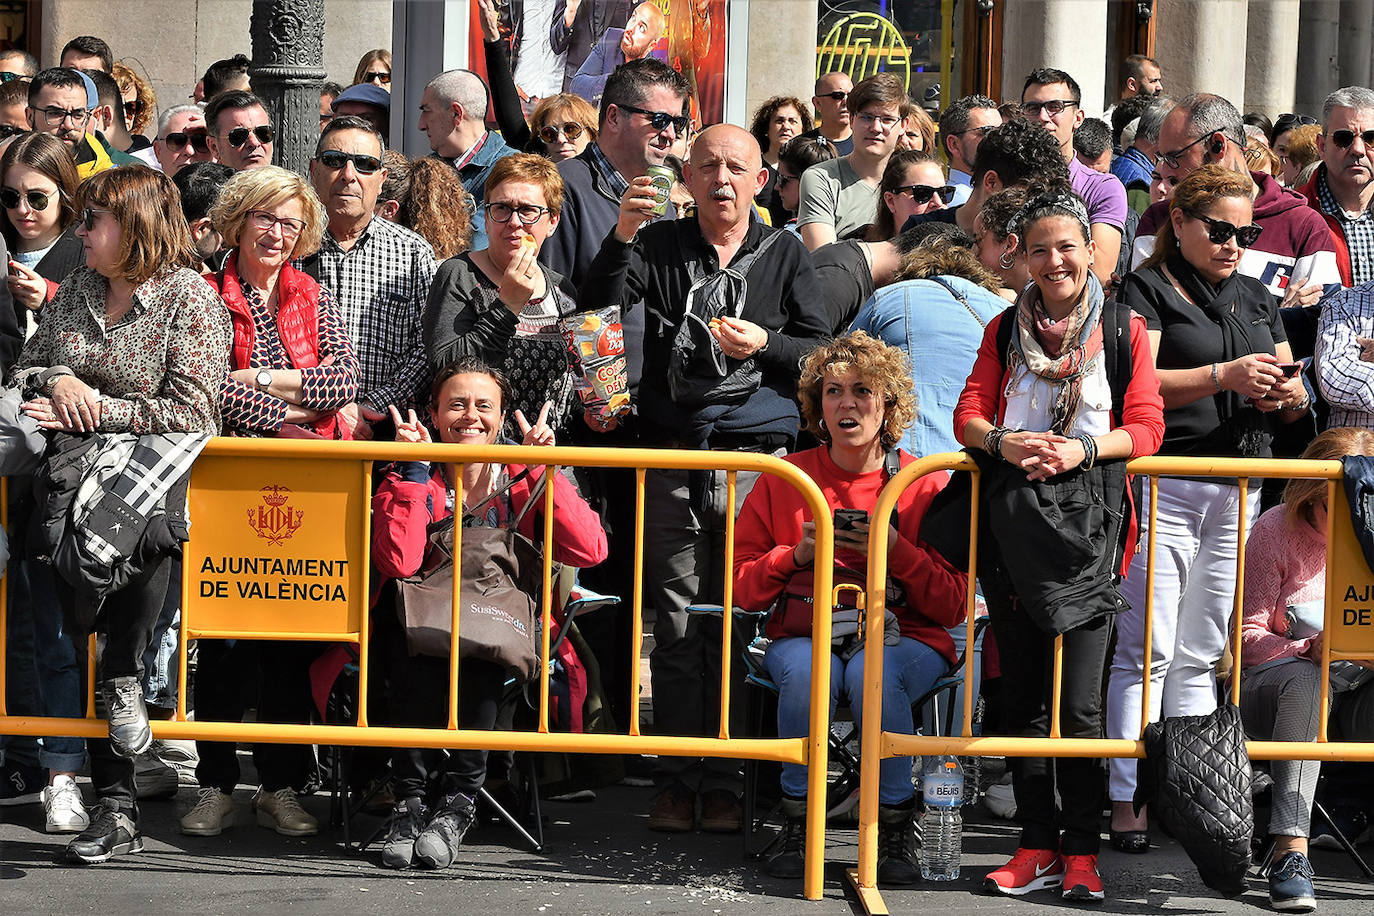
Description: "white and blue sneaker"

(1269, 851), (1316, 912)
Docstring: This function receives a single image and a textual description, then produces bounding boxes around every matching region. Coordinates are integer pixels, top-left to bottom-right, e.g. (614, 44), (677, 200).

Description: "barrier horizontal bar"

(187, 630), (361, 642)
(884, 735), (1374, 762)
(0, 717), (810, 763)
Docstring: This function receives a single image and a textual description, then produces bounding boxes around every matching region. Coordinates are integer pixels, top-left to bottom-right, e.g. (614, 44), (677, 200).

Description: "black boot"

(764, 796), (807, 879)
(877, 801), (921, 885)
(65, 799), (143, 865)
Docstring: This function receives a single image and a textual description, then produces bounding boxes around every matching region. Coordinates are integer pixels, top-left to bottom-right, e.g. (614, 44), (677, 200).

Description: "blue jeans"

(763, 635), (947, 805)
(140, 556), (182, 711)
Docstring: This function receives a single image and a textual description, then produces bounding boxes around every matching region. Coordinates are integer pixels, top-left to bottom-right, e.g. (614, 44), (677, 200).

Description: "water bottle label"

(923, 777), (963, 808)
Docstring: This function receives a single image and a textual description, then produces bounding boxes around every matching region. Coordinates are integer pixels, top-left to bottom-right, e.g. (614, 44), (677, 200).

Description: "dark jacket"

(550, 0), (632, 90)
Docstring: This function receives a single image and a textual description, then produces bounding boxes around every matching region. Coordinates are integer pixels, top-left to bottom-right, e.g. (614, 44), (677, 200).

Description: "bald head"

(686, 124), (765, 233)
(691, 123), (762, 170)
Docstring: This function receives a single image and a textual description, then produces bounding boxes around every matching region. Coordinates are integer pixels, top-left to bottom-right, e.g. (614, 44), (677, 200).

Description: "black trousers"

(193, 640), (319, 794)
(986, 583), (1113, 856)
(377, 612), (506, 802)
(56, 555), (172, 810)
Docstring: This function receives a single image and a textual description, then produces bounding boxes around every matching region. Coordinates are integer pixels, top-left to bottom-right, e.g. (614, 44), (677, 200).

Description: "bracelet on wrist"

(1210, 363), (1222, 392)
(1077, 434), (1098, 471)
(983, 425), (1011, 459)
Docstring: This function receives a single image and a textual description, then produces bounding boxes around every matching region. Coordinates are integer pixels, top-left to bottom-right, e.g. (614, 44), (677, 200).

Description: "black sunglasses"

(0, 187), (61, 211)
(225, 125), (274, 148)
(0, 124), (25, 140)
(0, 71), (22, 83)
(538, 121), (585, 144)
(1021, 98), (1077, 118)
(615, 103), (688, 135)
(894, 184), (956, 205)
(775, 172), (799, 188)
(1187, 211), (1263, 247)
(316, 149), (383, 174)
(162, 130), (210, 153)
(80, 207), (111, 232)
(123, 100), (144, 120)
(818, 90), (848, 101)
(1273, 113), (1317, 135)
(362, 71), (391, 84)
(1331, 129), (1374, 149)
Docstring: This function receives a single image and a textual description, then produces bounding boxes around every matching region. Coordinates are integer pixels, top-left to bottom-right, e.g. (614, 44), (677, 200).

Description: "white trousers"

(1106, 477), (1260, 802)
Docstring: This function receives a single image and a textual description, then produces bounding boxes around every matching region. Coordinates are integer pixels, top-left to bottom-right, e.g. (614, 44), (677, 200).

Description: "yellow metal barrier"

(0, 438), (835, 901)
(848, 453), (1374, 915)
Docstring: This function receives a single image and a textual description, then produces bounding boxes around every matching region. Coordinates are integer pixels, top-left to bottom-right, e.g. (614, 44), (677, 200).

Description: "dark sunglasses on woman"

(316, 149), (383, 174)
(80, 207), (111, 231)
(538, 121), (585, 144)
(0, 187), (62, 211)
(361, 71), (391, 85)
(1189, 211), (1263, 247)
(894, 184), (956, 205)
(162, 130), (211, 153)
(1272, 113), (1318, 135)
(225, 125), (275, 148)
(123, 100), (144, 121)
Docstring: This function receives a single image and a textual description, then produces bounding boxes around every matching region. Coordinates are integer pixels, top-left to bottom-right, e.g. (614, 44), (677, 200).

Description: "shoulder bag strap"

(928, 276), (989, 329)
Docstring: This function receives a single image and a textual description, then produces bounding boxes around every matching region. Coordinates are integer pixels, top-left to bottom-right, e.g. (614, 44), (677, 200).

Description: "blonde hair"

(352, 49), (392, 87)
(112, 62), (157, 136)
(1245, 135), (1280, 177)
(529, 93), (599, 147)
(209, 165), (327, 259)
(895, 243), (1003, 294)
(1285, 427), (1374, 527)
(798, 331), (916, 449)
(1285, 124), (1322, 175)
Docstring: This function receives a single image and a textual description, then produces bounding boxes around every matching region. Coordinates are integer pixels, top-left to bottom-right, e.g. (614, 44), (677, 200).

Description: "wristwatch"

(255, 369), (273, 391)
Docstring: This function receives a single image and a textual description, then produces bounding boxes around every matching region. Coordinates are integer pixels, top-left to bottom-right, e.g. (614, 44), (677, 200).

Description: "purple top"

(1069, 155), (1128, 232)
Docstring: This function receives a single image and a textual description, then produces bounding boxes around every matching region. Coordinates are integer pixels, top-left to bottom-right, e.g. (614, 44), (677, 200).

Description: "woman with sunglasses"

(1106, 165), (1309, 854)
(1, 133), (82, 337)
(852, 150), (953, 242)
(111, 62), (156, 140)
(528, 94), (598, 161)
(352, 49), (391, 90)
(423, 154), (577, 431)
(11, 166), (230, 865)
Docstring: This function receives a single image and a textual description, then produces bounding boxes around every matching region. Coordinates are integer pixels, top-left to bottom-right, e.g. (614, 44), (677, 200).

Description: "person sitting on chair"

(371, 356), (606, 871)
(732, 331), (967, 885)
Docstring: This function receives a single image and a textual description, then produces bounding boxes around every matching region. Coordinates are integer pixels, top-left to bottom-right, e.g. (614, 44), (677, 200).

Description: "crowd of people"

(0, 29), (1370, 913)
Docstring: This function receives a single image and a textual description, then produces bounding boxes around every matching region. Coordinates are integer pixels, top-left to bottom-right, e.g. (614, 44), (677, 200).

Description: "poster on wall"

(470, 0), (729, 129)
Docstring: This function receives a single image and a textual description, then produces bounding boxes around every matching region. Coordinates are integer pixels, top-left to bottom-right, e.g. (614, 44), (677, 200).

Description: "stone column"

(999, 0), (1109, 115)
(250, 0), (327, 176)
(1339, 0), (1374, 89)
(1245, 0), (1299, 117)
(1296, 1), (1341, 115)
(743, 0), (816, 123)
(1154, 0), (1248, 107)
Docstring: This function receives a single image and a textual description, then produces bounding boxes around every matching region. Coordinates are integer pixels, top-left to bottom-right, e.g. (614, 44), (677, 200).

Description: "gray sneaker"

(414, 793), (476, 869)
(381, 797), (427, 869)
(102, 678), (152, 759)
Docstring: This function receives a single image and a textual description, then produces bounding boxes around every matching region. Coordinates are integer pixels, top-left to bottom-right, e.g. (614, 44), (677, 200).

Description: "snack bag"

(560, 306), (631, 425)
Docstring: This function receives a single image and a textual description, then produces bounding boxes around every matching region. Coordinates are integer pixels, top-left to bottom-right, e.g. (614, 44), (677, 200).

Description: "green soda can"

(645, 164), (674, 216)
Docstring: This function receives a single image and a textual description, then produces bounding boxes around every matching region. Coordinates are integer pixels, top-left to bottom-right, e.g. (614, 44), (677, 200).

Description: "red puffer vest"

(206, 252), (350, 439)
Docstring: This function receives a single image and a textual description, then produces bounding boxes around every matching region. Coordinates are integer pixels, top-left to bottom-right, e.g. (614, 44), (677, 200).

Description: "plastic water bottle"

(920, 755), (963, 881)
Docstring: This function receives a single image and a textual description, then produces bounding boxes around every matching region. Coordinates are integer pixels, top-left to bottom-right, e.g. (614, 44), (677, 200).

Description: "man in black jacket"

(580, 124), (828, 833)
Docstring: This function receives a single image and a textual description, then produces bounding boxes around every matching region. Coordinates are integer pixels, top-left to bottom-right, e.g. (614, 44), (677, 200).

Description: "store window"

(815, 0), (963, 111)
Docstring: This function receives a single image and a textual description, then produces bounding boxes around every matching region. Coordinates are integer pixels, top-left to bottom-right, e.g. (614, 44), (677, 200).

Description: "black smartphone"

(1278, 362), (1302, 378)
(833, 508), (868, 531)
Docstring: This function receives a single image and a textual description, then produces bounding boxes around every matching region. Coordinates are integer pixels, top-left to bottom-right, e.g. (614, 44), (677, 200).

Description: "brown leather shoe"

(647, 783), (695, 832)
(699, 788), (742, 833)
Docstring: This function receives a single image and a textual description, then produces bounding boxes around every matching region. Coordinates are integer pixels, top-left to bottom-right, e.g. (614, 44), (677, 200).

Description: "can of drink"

(645, 164), (674, 216)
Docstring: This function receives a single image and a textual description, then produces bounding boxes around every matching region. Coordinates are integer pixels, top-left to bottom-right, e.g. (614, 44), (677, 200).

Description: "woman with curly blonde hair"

(733, 330), (968, 884)
(378, 153), (473, 259)
(112, 62), (156, 138)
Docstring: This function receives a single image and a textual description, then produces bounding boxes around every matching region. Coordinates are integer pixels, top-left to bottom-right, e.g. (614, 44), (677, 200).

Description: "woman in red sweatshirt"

(733, 331), (968, 885)
(371, 356), (607, 872)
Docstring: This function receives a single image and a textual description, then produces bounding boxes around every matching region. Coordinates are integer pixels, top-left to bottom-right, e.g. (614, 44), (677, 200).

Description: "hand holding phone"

(833, 508), (868, 531)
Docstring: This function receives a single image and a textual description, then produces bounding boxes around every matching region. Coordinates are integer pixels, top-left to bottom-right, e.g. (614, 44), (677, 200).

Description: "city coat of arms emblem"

(248, 485), (304, 546)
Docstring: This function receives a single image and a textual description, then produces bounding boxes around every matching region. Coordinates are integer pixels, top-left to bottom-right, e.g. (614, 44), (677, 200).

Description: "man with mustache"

(580, 123), (829, 835)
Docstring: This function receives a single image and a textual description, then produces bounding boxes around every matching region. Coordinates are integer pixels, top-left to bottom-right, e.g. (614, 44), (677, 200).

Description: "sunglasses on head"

(1273, 113), (1317, 135)
(538, 121), (585, 144)
(1188, 211), (1263, 247)
(80, 207), (111, 232)
(615, 103), (688, 134)
(0, 71), (24, 83)
(316, 149), (383, 174)
(1331, 128), (1374, 149)
(162, 130), (210, 153)
(225, 125), (274, 148)
(0, 187), (60, 211)
(894, 184), (956, 205)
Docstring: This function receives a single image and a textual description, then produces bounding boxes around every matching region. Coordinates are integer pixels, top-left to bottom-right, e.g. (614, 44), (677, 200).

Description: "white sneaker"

(42, 775), (89, 834)
(180, 787), (235, 836)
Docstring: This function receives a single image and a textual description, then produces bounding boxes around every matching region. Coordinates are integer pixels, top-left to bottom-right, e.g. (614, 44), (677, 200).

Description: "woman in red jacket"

(954, 191), (1164, 902)
(373, 356), (607, 872)
(733, 332), (968, 885)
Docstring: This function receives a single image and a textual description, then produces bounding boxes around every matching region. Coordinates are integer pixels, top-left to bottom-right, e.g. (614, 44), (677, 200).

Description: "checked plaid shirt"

(308, 216), (437, 412)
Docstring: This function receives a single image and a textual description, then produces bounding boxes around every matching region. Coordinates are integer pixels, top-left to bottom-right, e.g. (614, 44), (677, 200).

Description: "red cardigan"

(732, 445), (968, 664)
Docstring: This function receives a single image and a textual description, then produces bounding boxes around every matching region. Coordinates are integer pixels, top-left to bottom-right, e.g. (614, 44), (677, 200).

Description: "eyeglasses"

(123, 99), (144, 121)
(818, 90), (848, 101)
(1186, 211), (1263, 247)
(1330, 128), (1374, 149)
(315, 149), (383, 174)
(1158, 132), (1215, 169)
(949, 124), (997, 138)
(614, 103), (688, 135)
(224, 125), (275, 148)
(893, 184), (956, 205)
(855, 111), (899, 130)
(484, 201), (550, 226)
(0, 187), (61, 211)
(37, 106), (90, 127)
(0, 124), (25, 140)
(0, 71), (25, 83)
(1273, 113), (1318, 135)
(161, 130), (210, 153)
(80, 207), (111, 231)
(775, 172), (799, 188)
(538, 121), (585, 144)
(247, 208), (305, 238)
(361, 71), (391, 85)
(1020, 98), (1077, 118)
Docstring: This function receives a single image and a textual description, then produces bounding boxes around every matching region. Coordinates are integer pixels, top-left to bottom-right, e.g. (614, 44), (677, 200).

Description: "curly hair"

(1143, 163), (1253, 269)
(977, 186), (1030, 243)
(749, 96), (814, 156)
(112, 61), (156, 136)
(895, 242), (1003, 293)
(397, 156), (473, 259)
(970, 118), (1070, 190)
(797, 332), (916, 450)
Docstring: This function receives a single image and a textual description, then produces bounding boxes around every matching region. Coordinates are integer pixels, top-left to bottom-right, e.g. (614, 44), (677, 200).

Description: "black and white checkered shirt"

(1318, 170), (1374, 286)
(1317, 281), (1374, 428)
(310, 217), (437, 411)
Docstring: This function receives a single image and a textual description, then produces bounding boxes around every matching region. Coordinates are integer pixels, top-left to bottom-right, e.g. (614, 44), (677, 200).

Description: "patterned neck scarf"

(1008, 271), (1105, 435)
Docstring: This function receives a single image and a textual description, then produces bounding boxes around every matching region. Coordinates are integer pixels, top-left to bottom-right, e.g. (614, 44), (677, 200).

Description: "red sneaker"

(1061, 853), (1105, 902)
(984, 847), (1063, 896)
